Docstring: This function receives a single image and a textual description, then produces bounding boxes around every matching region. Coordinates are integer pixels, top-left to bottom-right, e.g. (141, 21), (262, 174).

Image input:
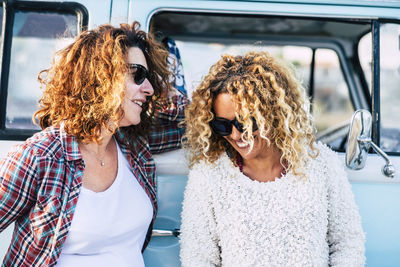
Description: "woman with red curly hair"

(0, 22), (187, 266)
(180, 51), (364, 266)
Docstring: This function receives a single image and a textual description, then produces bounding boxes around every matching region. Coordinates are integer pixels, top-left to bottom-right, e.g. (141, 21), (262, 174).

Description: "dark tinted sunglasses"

(210, 117), (258, 136)
(128, 64), (150, 85)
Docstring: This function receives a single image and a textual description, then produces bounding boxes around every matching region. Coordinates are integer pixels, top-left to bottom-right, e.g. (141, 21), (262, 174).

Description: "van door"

(138, 2), (400, 266)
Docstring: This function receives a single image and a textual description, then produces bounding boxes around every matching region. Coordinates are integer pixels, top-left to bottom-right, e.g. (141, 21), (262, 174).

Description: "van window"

(313, 49), (353, 133)
(6, 11), (77, 130)
(176, 42), (312, 97)
(151, 11), (372, 151)
(359, 23), (400, 152)
(380, 23), (400, 152)
(177, 41), (352, 148)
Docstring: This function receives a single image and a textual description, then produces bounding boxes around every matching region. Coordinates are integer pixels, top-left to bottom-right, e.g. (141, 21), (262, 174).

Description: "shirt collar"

(115, 130), (152, 162)
(59, 123), (82, 162)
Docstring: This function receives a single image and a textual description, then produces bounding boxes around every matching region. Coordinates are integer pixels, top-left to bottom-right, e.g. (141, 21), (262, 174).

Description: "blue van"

(0, 0), (399, 266)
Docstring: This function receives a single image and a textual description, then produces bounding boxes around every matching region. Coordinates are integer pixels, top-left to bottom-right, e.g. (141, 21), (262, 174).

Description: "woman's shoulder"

(303, 142), (343, 175)
(189, 153), (233, 181)
(308, 142), (348, 182)
(0, 126), (66, 174)
(311, 142), (341, 164)
(11, 126), (67, 159)
(191, 152), (232, 172)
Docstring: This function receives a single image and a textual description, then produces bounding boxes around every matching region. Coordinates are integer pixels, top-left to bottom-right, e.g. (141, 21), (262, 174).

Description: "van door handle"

(152, 229), (180, 237)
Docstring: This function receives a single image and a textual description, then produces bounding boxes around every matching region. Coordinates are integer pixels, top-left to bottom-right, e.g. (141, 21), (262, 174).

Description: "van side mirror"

(345, 109), (395, 178)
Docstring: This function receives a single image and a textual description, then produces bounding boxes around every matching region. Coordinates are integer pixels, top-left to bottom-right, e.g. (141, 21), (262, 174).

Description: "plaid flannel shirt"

(0, 94), (187, 267)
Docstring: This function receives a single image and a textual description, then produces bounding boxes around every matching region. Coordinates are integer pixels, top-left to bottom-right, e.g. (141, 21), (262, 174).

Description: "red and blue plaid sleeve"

(148, 94), (189, 154)
(0, 143), (38, 232)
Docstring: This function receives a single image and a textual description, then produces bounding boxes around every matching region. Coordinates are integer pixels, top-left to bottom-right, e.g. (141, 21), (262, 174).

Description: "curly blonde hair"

(34, 22), (171, 143)
(184, 51), (318, 175)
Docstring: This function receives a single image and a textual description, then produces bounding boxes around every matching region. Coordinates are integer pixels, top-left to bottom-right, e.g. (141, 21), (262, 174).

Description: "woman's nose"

(141, 79), (154, 96)
(229, 125), (242, 140)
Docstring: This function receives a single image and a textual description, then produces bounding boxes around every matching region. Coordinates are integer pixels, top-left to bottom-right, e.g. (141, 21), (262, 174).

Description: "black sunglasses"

(128, 64), (150, 85)
(210, 117), (258, 136)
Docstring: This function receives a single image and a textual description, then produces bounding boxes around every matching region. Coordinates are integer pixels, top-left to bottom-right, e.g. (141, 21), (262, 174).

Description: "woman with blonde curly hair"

(0, 22), (187, 266)
(180, 51), (364, 266)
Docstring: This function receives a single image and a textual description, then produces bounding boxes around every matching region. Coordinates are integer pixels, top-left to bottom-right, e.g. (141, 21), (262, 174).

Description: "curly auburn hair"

(184, 51), (318, 175)
(34, 22), (171, 143)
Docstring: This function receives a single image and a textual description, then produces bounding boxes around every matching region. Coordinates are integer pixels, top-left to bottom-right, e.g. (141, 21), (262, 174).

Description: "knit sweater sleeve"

(180, 161), (221, 267)
(322, 146), (366, 266)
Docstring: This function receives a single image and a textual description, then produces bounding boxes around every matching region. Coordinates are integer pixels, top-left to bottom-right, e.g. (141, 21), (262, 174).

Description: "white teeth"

(133, 100), (143, 107)
(236, 142), (248, 148)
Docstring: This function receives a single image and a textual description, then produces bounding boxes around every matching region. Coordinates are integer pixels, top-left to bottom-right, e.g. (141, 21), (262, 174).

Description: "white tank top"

(56, 142), (153, 267)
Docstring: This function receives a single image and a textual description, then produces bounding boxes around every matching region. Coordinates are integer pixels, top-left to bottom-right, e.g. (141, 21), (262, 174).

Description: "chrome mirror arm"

(357, 136), (396, 178)
(346, 109), (395, 178)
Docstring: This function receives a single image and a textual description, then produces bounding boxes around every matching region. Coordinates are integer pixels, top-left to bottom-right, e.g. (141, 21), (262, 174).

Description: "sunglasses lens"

(133, 66), (146, 85)
(211, 117), (258, 136)
(210, 120), (232, 136)
(233, 119), (245, 132)
(251, 117), (259, 132)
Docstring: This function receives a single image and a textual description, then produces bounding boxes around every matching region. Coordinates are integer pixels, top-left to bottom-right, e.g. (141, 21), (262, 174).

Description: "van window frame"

(0, 0), (88, 141)
(371, 20), (380, 147)
(149, 10), (400, 155)
(369, 19), (400, 156)
(150, 11), (371, 106)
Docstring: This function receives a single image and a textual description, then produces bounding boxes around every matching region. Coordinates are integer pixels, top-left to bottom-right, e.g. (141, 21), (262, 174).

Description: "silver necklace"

(83, 146), (106, 167)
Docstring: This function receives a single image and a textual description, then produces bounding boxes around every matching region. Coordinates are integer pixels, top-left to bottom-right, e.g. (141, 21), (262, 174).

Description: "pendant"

(101, 161), (105, 166)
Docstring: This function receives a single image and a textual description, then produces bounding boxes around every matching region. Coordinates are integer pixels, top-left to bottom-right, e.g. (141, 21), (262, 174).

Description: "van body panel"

(0, 0), (399, 266)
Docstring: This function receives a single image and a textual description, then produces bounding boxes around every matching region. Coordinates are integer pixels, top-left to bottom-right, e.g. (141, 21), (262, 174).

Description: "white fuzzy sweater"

(180, 143), (365, 267)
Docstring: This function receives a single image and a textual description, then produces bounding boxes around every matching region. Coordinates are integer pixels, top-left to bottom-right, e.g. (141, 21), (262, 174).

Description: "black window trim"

(356, 18), (400, 156)
(0, 0), (88, 141)
(371, 20), (380, 147)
